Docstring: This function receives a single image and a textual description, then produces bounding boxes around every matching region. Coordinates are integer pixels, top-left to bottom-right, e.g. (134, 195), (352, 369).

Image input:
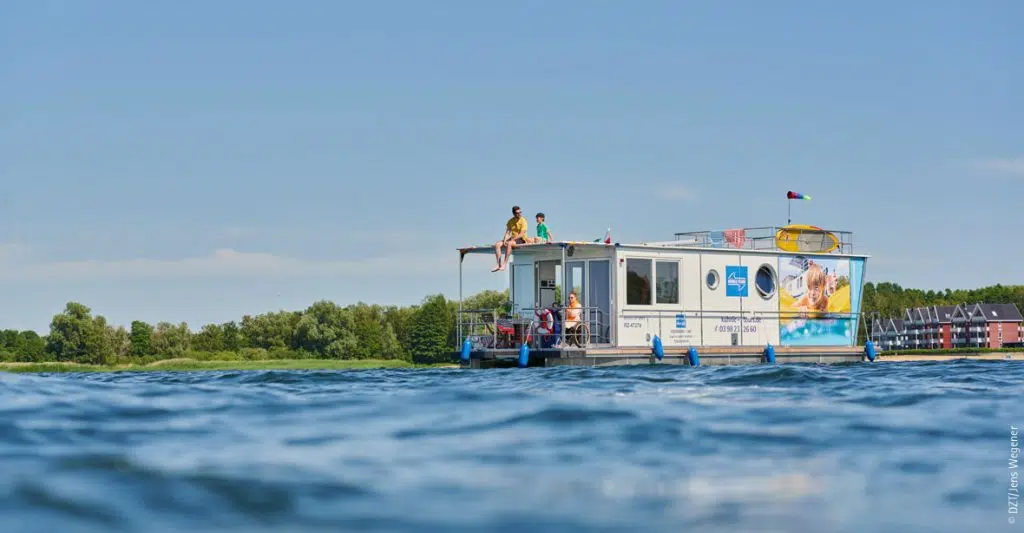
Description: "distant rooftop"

(898, 303), (1023, 324)
(958, 303), (1024, 322)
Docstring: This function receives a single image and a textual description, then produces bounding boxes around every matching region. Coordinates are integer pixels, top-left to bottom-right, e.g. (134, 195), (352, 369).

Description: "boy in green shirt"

(530, 212), (554, 243)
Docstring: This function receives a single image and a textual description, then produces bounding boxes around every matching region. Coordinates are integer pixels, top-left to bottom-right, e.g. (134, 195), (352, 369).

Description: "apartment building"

(870, 303), (1023, 349)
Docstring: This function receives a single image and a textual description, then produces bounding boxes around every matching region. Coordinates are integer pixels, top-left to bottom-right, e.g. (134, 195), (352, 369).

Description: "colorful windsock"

(786, 191), (811, 200)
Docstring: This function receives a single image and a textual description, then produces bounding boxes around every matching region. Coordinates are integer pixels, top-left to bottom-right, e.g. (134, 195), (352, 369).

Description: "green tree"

(45, 302), (114, 364)
(152, 321), (192, 358)
(15, 331), (46, 362)
(240, 311), (300, 350)
(383, 306), (417, 361)
(347, 303), (402, 359)
(0, 330), (46, 362)
(380, 322), (402, 360)
(0, 330), (19, 352)
(461, 289), (509, 311)
(130, 320), (154, 357)
(293, 300), (358, 358)
(222, 321), (242, 352)
(109, 325), (131, 360)
(192, 323), (226, 352)
(410, 294), (452, 364)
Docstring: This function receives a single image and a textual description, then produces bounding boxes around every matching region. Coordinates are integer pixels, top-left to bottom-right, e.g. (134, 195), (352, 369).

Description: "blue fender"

(763, 343), (776, 364)
(687, 346), (700, 367)
(518, 343), (530, 368)
(864, 341), (876, 362)
(460, 338), (472, 363)
(652, 335), (664, 361)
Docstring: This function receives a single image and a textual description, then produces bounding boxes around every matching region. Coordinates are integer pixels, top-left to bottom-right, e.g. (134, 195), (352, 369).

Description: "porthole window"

(706, 269), (720, 290)
(755, 264), (776, 299)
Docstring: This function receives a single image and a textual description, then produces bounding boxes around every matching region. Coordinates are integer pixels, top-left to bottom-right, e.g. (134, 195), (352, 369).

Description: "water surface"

(1, 360), (1020, 532)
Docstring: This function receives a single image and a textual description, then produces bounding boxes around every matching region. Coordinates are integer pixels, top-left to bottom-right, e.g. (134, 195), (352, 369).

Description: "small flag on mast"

(786, 191), (811, 200)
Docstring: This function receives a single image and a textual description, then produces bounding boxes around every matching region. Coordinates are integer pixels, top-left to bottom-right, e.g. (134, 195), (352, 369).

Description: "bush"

(186, 350), (243, 361)
(240, 347), (268, 361)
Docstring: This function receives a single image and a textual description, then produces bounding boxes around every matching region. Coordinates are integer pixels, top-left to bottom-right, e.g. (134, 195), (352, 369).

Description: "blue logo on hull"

(725, 266), (748, 297)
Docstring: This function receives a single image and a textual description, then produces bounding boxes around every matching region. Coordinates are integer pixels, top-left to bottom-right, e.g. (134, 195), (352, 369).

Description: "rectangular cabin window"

(656, 261), (679, 304)
(626, 258), (652, 305)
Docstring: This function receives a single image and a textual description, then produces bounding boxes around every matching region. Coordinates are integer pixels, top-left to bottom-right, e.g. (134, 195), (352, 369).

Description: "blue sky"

(2, 1), (1021, 333)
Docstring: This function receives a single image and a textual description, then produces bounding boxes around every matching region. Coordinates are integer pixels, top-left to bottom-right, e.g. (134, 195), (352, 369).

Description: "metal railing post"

(458, 256), (463, 348)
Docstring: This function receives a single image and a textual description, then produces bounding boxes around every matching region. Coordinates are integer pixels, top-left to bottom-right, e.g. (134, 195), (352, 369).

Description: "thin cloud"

(0, 248), (454, 281)
(970, 157), (1024, 177)
(661, 184), (695, 201)
(0, 244), (31, 262)
(219, 226), (430, 247)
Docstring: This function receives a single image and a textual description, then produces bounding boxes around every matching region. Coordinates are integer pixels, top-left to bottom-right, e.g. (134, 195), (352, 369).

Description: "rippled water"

(1, 360), (1021, 532)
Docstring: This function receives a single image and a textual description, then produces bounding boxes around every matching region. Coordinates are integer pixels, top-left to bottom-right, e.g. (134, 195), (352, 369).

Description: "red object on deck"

(723, 228), (746, 248)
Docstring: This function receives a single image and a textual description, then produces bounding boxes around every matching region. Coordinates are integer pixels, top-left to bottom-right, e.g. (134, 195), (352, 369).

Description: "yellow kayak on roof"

(775, 225), (839, 253)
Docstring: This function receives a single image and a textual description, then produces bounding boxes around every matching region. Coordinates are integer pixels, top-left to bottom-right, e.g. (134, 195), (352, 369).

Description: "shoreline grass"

(0, 359), (458, 373)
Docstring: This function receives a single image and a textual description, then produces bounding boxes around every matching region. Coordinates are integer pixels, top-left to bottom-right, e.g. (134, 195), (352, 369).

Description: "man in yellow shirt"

(493, 205), (527, 272)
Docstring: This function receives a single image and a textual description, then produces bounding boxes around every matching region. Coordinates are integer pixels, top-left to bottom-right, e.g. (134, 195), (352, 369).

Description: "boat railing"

(455, 305), (608, 350)
(456, 308), (524, 350)
(520, 306), (609, 349)
(668, 226), (855, 254)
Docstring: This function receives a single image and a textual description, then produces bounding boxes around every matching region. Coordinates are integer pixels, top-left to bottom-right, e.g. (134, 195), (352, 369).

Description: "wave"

(0, 360), (1019, 532)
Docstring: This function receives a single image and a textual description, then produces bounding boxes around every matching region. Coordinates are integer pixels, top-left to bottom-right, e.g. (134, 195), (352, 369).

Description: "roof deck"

(458, 226), (857, 257)
(667, 226), (855, 254)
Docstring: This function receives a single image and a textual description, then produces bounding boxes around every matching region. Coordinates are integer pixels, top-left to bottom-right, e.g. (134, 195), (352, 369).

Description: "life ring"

(535, 308), (554, 334)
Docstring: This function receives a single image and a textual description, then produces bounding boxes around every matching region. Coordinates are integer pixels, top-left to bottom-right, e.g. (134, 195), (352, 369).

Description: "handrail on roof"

(668, 225), (854, 254)
(457, 226), (859, 254)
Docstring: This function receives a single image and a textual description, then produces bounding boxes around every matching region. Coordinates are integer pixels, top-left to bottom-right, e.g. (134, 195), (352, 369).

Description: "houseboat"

(454, 225), (872, 367)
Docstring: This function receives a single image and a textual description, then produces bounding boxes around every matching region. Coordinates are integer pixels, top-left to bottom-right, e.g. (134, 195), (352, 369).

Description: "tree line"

(0, 290), (508, 365)
(860, 282), (1024, 321)
(857, 282), (1024, 342)
(1, 282), (1020, 364)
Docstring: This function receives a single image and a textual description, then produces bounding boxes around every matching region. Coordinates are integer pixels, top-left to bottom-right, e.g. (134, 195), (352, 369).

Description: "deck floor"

(457, 345), (1024, 368)
(459, 344), (868, 368)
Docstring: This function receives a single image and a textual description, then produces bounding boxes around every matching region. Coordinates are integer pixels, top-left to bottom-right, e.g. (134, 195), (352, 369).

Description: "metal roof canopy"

(457, 241), (615, 260)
